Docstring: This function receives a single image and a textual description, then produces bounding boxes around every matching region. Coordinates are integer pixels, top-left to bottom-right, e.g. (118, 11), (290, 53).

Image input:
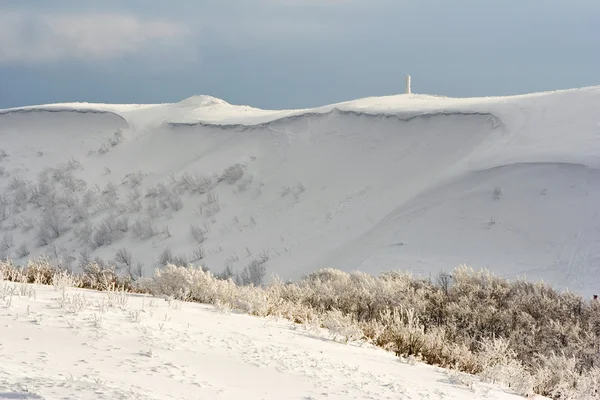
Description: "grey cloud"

(0, 9), (189, 64)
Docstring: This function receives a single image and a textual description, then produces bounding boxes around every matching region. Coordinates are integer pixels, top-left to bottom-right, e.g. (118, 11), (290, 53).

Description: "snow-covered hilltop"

(1, 86), (599, 296)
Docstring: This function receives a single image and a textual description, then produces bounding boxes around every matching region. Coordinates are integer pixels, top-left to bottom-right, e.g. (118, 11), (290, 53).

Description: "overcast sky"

(1, 1), (598, 109)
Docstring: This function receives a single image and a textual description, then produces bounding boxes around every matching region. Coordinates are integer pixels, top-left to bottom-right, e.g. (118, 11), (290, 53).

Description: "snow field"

(0, 277), (533, 400)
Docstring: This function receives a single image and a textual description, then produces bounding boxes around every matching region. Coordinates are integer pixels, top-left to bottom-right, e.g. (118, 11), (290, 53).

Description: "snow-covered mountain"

(1, 87), (599, 296)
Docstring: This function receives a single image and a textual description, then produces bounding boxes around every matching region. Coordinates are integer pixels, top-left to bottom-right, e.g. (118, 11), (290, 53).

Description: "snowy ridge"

(0, 107), (129, 129)
(165, 109), (504, 132)
(0, 86), (599, 297)
(0, 107), (127, 117)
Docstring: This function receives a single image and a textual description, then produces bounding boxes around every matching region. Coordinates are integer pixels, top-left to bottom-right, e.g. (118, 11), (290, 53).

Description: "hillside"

(0, 279), (539, 400)
(1, 87), (599, 296)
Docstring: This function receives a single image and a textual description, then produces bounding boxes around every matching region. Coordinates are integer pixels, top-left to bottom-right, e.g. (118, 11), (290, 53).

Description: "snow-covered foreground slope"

(1, 87), (600, 296)
(0, 280), (536, 400)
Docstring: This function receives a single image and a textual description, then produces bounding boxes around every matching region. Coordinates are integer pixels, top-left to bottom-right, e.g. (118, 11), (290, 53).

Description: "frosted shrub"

(137, 263), (280, 318)
(2, 256), (598, 399)
(0, 259), (17, 281)
(493, 186), (503, 200)
(236, 253), (269, 286)
(446, 368), (476, 391)
(0, 206), (9, 222)
(106, 284), (129, 310)
(167, 194), (184, 211)
(190, 246), (205, 262)
(38, 207), (69, 245)
(158, 248), (188, 267)
(14, 185), (31, 207)
(533, 353), (600, 399)
(233, 286), (273, 317)
(221, 164), (244, 184)
(131, 218), (157, 240)
(81, 189), (98, 208)
(80, 262), (131, 291)
(114, 248), (132, 268)
(99, 129), (124, 148)
(74, 221), (94, 245)
(322, 309), (363, 343)
(145, 183), (168, 198)
(8, 176), (29, 190)
(138, 263), (211, 303)
(214, 298), (232, 314)
(92, 223), (112, 248)
(189, 224), (206, 243)
(91, 214), (128, 248)
(476, 337), (533, 395)
(0, 234), (14, 254)
(53, 269), (76, 292)
(377, 308), (427, 357)
(58, 292), (89, 314)
(122, 171), (144, 188)
(25, 256), (62, 285)
(175, 172), (214, 194)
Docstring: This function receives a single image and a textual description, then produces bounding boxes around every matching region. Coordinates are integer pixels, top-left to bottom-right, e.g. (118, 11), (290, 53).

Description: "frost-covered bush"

(131, 218), (158, 240)
(175, 172), (214, 194)
(90, 214), (128, 249)
(95, 130), (124, 154)
(531, 352), (600, 399)
(137, 263), (230, 304)
(37, 207), (69, 245)
(1, 256), (597, 399)
(476, 337), (532, 393)
(235, 177), (253, 193)
(493, 186), (503, 200)
(165, 194), (184, 211)
(189, 224), (206, 243)
(0, 255), (134, 293)
(136, 263), (280, 318)
(0, 206), (9, 222)
(202, 192), (221, 217)
(110, 129), (124, 146)
(81, 189), (99, 208)
(102, 181), (118, 197)
(220, 164), (244, 184)
(79, 261), (132, 291)
(16, 243), (29, 258)
(321, 309), (363, 343)
(114, 248), (132, 268)
(8, 176), (29, 191)
(157, 248), (188, 267)
(190, 246), (205, 262)
(268, 265), (600, 399)
(235, 252), (269, 287)
(0, 256), (63, 285)
(0, 234), (14, 255)
(122, 171), (144, 188)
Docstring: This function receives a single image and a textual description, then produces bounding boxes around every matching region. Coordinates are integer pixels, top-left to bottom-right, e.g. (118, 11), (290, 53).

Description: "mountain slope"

(0, 87), (599, 296)
(0, 280), (535, 400)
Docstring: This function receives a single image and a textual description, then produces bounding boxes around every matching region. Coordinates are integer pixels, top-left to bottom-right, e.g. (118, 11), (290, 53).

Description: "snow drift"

(1, 86), (599, 297)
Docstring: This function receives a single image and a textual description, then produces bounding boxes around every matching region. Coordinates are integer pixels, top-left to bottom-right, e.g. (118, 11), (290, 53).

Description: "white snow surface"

(0, 280), (538, 400)
(1, 86), (600, 297)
